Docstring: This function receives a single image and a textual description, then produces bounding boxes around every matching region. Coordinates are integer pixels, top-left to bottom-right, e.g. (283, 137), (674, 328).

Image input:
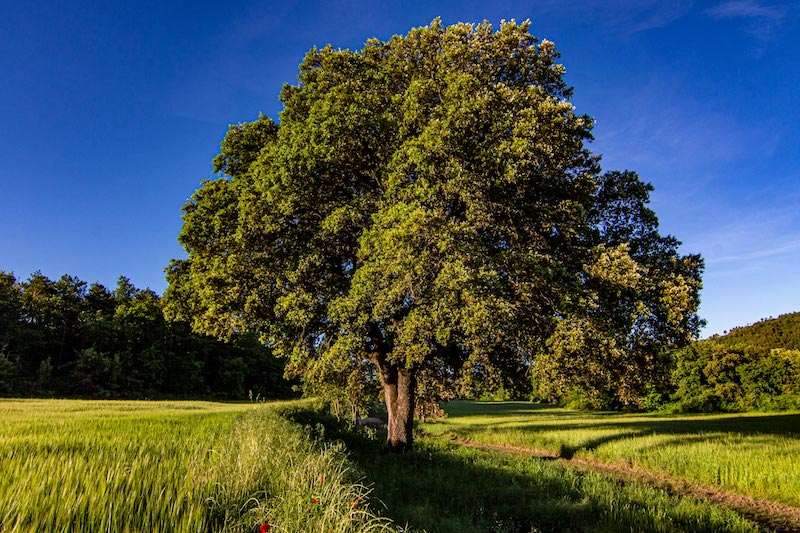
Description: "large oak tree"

(165, 20), (703, 451)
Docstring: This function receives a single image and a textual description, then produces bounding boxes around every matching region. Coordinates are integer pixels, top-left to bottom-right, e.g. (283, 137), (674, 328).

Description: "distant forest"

(670, 312), (800, 412)
(0, 270), (295, 399)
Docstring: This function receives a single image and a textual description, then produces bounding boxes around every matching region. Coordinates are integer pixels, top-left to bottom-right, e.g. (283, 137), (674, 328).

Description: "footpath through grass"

(301, 410), (763, 533)
(0, 399), (399, 533)
(422, 401), (800, 509)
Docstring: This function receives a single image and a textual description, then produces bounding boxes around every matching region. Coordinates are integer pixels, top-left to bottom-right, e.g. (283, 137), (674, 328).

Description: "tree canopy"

(165, 19), (703, 451)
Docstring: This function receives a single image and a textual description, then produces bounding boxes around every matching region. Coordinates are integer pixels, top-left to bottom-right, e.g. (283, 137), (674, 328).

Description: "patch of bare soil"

(449, 437), (800, 533)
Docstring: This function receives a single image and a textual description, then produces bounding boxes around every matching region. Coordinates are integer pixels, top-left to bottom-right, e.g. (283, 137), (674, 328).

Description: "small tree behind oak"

(165, 20), (703, 452)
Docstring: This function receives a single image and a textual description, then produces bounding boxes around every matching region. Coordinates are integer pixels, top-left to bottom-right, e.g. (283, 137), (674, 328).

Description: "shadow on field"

(441, 401), (567, 418)
(287, 409), (758, 533)
(448, 401), (800, 432)
(447, 401), (800, 458)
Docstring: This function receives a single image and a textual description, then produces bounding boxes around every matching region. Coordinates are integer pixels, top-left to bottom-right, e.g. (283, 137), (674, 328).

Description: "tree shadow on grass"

(501, 413), (800, 459)
(447, 401), (800, 434)
(441, 401), (572, 419)
(290, 409), (759, 533)
(442, 402), (800, 459)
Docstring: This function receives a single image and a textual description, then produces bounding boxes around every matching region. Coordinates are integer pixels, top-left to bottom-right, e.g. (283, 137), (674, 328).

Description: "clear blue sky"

(1, 1), (798, 337)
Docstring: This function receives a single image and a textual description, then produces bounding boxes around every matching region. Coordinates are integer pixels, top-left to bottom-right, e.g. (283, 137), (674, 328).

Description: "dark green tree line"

(0, 270), (293, 399)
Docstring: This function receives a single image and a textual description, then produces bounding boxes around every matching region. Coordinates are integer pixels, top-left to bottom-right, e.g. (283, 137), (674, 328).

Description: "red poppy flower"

(312, 498), (318, 504)
(351, 502), (358, 509)
(260, 524), (271, 533)
(318, 476), (324, 483)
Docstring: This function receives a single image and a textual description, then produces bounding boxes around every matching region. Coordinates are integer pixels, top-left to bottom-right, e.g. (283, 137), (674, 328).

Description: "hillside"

(708, 312), (800, 351)
(671, 312), (800, 412)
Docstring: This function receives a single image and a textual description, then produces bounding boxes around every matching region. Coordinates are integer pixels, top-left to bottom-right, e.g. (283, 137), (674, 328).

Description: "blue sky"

(1, 1), (798, 337)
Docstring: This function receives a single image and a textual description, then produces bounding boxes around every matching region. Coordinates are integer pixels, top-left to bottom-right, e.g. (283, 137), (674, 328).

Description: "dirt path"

(447, 437), (800, 533)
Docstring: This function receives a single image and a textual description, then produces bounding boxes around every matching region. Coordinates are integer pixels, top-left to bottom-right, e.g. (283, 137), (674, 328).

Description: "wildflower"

(351, 502), (358, 509)
(260, 524), (271, 533)
(318, 476), (324, 483)
(312, 498), (318, 504)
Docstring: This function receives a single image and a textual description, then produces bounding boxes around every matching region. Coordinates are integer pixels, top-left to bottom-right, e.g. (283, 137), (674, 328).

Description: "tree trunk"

(377, 357), (416, 453)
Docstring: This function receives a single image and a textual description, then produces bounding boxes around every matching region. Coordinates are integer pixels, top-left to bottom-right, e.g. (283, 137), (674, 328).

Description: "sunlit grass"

(422, 401), (800, 507)
(5, 398), (789, 532)
(0, 399), (400, 532)
(0, 399), (250, 532)
(298, 408), (763, 533)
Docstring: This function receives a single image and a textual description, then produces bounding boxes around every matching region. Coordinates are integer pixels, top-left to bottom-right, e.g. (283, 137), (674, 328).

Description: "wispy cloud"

(688, 199), (800, 286)
(535, 0), (692, 33)
(706, 1), (786, 41)
(710, 239), (800, 264)
(706, 0), (783, 20)
(590, 70), (754, 176)
(629, 1), (695, 32)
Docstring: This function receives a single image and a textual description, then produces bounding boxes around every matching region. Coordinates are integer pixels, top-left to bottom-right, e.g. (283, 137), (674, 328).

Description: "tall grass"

(207, 403), (400, 532)
(423, 401), (800, 508)
(0, 399), (400, 532)
(1, 400), (246, 532)
(3, 398), (782, 532)
(298, 409), (762, 533)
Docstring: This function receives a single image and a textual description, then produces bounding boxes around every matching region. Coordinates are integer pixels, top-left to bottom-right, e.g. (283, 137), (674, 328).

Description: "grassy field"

(0, 399), (397, 533)
(298, 410), (765, 533)
(3, 398), (793, 532)
(421, 401), (800, 509)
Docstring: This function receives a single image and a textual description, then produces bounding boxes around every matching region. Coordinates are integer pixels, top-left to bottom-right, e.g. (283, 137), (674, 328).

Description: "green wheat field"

(2, 399), (799, 532)
(0, 399), (394, 533)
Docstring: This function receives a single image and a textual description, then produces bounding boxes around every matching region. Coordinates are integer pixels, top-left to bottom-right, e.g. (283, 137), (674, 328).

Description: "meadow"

(287, 405), (787, 533)
(422, 402), (800, 509)
(0, 399), (396, 533)
(2, 398), (796, 532)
